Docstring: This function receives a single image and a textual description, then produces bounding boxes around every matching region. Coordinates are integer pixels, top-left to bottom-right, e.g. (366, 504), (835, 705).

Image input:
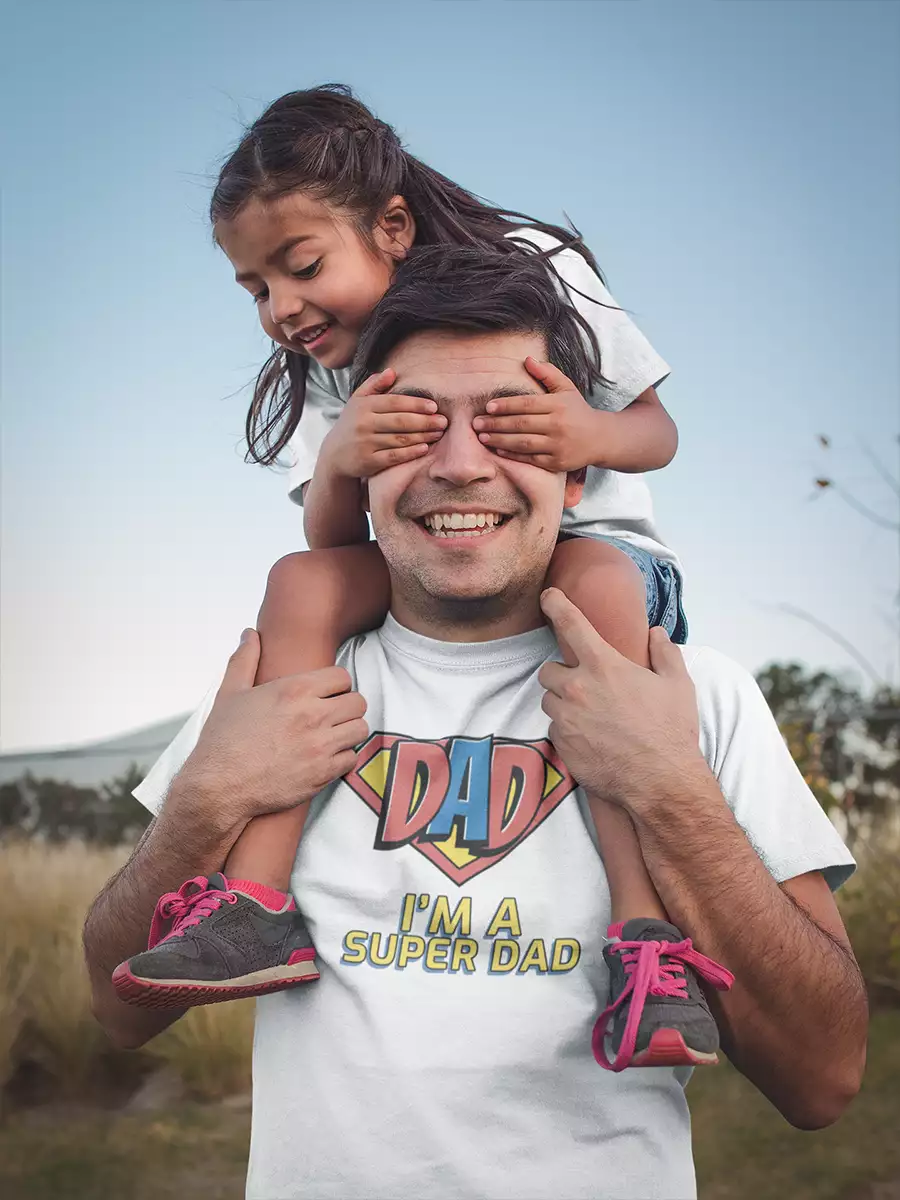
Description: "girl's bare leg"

(223, 543), (390, 888)
(546, 538), (667, 924)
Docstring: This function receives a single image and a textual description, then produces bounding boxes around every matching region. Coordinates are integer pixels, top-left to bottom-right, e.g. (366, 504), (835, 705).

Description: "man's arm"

(83, 792), (243, 1049)
(84, 629), (368, 1049)
(538, 589), (867, 1129)
(608, 768), (867, 1128)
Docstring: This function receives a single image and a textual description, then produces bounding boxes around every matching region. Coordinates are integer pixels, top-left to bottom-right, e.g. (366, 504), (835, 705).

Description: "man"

(84, 246), (866, 1200)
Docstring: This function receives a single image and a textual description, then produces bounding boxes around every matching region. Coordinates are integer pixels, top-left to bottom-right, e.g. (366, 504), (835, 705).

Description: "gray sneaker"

(112, 873), (319, 1009)
(593, 918), (734, 1071)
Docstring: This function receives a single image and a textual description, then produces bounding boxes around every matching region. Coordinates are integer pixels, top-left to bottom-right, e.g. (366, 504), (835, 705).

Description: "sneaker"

(592, 918), (734, 1071)
(112, 873), (319, 1009)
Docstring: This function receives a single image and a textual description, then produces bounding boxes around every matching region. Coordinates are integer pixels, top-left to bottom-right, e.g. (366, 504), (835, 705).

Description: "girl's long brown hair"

(211, 84), (607, 465)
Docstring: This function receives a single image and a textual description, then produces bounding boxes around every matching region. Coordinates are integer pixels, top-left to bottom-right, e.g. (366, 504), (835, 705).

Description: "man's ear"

(374, 195), (416, 260)
(564, 469), (586, 510)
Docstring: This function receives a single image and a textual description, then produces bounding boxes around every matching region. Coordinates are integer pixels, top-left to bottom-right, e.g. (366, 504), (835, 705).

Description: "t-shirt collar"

(379, 611), (557, 669)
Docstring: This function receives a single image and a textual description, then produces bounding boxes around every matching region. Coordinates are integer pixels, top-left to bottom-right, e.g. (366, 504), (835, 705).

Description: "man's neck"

(388, 595), (546, 644)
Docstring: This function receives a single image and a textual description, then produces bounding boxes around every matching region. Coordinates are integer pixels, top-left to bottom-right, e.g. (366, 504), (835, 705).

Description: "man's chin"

(419, 568), (511, 603)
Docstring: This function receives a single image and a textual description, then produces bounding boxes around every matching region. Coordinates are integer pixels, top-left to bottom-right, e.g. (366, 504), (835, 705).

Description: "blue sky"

(2, 0), (899, 751)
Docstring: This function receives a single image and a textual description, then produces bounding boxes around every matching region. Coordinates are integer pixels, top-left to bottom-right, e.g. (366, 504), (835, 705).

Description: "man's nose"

(267, 282), (305, 328)
(428, 415), (497, 487)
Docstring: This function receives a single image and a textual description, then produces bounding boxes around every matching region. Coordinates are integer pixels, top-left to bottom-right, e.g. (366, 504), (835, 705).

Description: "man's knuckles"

(558, 676), (588, 704)
(340, 717), (369, 747)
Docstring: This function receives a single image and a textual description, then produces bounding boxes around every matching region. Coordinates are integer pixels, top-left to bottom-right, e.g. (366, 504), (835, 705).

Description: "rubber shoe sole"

(111, 950), (319, 1009)
(629, 1028), (719, 1068)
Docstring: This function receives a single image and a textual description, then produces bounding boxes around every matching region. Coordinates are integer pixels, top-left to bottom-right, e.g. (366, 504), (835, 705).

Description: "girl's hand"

(472, 357), (607, 472)
(322, 369), (447, 479)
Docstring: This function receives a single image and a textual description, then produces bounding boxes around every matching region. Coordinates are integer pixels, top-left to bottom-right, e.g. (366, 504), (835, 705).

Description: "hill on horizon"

(0, 716), (187, 789)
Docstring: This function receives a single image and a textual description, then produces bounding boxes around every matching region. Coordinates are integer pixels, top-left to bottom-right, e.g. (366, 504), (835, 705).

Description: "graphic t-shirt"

(135, 621), (854, 1200)
(285, 228), (678, 566)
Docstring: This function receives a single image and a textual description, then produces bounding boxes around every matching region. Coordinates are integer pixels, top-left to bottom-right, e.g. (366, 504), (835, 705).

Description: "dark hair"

(351, 244), (602, 398)
(210, 84), (608, 466)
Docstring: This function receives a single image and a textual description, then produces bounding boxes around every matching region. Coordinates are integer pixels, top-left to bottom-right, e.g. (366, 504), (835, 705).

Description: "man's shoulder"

(679, 643), (755, 686)
(334, 626), (392, 679)
(335, 630), (377, 666)
(679, 644), (774, 737)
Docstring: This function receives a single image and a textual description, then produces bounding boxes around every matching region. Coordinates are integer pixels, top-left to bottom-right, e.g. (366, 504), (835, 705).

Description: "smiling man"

(84, 247), (866, 1200)
(367, 329), (577, 628)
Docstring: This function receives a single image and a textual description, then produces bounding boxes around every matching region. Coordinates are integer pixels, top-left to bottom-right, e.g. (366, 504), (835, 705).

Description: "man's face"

(366, 329), (584, 633)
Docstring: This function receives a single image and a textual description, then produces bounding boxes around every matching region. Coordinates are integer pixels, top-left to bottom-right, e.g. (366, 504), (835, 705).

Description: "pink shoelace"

(593, 937), (734, 1072)
(147, 876), (237, 950)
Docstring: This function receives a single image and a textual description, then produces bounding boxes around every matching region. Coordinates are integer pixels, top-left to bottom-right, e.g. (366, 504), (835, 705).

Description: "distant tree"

(0, 766), (150, 844)
(756, 661), (900, 843)
(0, 781), (29, 832)
(94, 765), (152, 844)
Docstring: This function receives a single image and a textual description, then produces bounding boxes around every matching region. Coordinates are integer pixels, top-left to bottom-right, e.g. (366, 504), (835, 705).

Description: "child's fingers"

(495, 448), (559, 470)
(370, 411), (447, 434)
(473, 413), (555, 434)
(371, 431), (444, 450)
(524, 357), (575, 392)
(371, 393), (441, 416)
(353, 368), (398, 397)
(481, 394), (552, 417)
(370, 442), (435, 470)
(477, 431), (556, 454)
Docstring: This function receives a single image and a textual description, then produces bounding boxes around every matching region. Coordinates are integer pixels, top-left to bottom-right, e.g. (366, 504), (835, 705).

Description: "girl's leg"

(546, 537), (666, 923)
(224, 542), (390, 888)
(548, 538), (728, 1071)
(112, 543), (391, 1008)
(549, 535), (734, 1070)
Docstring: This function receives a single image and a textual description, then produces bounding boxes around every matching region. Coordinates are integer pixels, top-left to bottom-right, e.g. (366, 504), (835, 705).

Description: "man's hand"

(321, 368), (447, 480)
(471, 357), (611, 472)
(537, 588), (704, 809)
(84, 629), (369, 1051)
(175, 629), (369, 829)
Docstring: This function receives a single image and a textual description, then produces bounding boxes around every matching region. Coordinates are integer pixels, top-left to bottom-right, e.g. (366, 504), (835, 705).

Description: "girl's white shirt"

(286, 228), (677, 566)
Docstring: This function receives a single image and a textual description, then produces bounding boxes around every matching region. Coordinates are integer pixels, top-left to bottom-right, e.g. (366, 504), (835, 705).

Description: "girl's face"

(217, 191), (415, 371)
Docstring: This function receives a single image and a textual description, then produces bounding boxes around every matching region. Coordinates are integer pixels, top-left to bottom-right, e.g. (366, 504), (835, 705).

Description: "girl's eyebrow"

(234, 235), (316, 282)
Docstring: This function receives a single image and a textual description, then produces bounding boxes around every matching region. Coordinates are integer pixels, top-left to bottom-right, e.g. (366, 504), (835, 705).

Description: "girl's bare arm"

(302, 467), (371, 550)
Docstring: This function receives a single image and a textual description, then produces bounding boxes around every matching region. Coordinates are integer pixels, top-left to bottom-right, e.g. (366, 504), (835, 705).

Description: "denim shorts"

(559, 533), (689, 644)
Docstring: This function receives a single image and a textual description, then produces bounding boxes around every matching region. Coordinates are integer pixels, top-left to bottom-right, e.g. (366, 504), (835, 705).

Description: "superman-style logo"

(345, 733), (577, 884)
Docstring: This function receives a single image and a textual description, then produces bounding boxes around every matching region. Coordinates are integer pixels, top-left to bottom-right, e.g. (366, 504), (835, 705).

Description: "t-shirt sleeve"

(131, 638), (361, 818)
(132, 679), (221, 817)
(510, 228), (670, 413)
(552, 246), (671, 412)
(285, 363), (350, 507)
(687, 646), (856, 891)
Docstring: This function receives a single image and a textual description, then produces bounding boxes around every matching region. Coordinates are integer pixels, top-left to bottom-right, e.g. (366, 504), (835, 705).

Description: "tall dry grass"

(0, 830), (897, 1112)
(0, 841), (253, 1106)
(838, 831), (900, 998)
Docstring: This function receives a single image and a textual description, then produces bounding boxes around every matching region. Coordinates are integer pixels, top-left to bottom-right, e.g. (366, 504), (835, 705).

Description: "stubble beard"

(393, 558), (551, 639)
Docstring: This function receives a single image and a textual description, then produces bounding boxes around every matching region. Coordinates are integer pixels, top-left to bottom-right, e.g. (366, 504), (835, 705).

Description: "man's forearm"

(83, 782), (244, 1048)
(611, 764), (867, 1127)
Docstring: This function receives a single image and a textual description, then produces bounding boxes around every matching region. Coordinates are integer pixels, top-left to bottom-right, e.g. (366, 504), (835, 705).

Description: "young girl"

(113, 85), (732, 1069)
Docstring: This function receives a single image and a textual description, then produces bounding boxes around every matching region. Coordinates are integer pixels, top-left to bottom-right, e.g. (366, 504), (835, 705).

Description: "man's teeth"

(423, 512), (505, 537)
(297, 323), (330, 343)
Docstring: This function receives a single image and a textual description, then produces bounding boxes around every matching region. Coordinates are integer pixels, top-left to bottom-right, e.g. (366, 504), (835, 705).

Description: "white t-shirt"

(286, 228), (678, 566)
(135, 621), (853, 1200)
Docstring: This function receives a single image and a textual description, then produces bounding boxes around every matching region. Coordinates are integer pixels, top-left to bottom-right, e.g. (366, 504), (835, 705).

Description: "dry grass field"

(0, 836), (897, 1199)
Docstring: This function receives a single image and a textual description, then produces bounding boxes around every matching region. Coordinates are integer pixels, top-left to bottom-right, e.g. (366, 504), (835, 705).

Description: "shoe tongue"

(206, 872), (229, 892)
(619, 918), (685, 944)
